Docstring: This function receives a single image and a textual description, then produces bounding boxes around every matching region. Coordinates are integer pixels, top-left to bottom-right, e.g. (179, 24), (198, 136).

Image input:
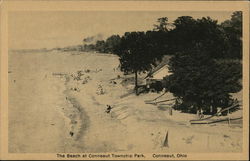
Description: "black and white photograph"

(0, 1), (249, 160)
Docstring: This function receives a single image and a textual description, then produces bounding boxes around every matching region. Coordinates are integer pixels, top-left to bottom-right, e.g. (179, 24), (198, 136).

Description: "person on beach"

(106, 105), (112, 113)
(197, 108), (204, 119)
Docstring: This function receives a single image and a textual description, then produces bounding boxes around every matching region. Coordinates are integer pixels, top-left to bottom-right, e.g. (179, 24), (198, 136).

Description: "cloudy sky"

(8, 11), (233, 50)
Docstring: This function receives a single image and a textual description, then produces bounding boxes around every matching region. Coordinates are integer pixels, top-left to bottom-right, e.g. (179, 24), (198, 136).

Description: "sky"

(8, 11), (234, 50)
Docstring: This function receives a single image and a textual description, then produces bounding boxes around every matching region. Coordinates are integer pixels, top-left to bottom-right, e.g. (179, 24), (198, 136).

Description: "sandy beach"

(8, 51), (243, 153)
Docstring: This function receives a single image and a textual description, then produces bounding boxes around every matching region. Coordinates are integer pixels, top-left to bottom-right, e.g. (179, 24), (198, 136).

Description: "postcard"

(0, 0), (249, 160)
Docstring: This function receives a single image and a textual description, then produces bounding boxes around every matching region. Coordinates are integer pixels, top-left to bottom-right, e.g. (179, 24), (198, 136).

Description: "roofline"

(144, 64), (169, 79)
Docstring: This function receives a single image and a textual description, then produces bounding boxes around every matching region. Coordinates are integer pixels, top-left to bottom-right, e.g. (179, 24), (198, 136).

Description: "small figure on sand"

(69, 131), (74, 137)
(96, 84), (105, 95)
(109, 80), (117, 85)
(197, 109), (204, 119)
(106, 105), (113, 113)
(217, 107), (222, 116)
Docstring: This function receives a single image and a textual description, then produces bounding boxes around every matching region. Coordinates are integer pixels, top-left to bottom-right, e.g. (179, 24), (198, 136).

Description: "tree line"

(82, 11), (242, 114)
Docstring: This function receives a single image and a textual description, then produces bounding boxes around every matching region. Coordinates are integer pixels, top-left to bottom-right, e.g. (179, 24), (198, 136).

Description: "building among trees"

(144, 55), (172, 91)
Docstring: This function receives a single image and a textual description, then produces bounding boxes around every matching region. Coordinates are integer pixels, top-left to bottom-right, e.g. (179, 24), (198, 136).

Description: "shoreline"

(8, 51), (243, 153)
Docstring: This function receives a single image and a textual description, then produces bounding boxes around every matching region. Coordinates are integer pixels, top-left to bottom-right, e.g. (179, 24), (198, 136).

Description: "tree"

(95, 40), (105, 52)
(221, 11), (242, 59)
(105, 35), (121, 53)
(153, 17), (172, 32)
(170, 16), (225, 59)
(169, 16), (197, 53)
(163, 15), (242, 114)
(145, 30), (171, 57)
(164, 48), (242, 114)
(116, 32), (163, 94)
(82, 35), (122, 53)
(83, 44), (95, 51)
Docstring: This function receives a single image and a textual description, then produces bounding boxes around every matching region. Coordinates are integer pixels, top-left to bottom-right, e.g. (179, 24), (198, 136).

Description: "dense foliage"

(115, 31), (166, 94)
(220, 11), (242, 59)
(83, 35), (121, 53)
(169, 16), (226, 58)
(164, 12), (242, 113)
(81, 12), (242, 113)
(164, 49), (242, 114)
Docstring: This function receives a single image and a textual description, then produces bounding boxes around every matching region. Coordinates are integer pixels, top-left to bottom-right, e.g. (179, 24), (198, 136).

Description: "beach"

(8, 51), (243, 153)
